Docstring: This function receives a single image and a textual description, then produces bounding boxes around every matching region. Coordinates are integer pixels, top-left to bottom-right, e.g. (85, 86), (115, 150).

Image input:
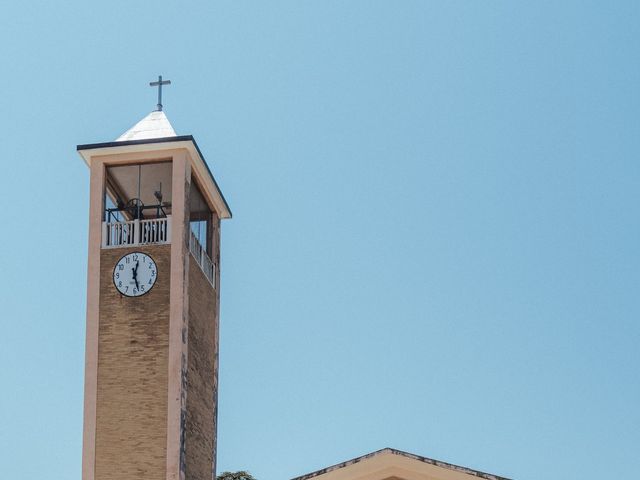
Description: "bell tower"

(78, 95), (231, 480)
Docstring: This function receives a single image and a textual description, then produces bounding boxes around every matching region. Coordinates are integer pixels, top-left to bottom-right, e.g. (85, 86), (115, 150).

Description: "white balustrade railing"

(102, 216), (171, 248)
(189, 230), (216, 288)
(139, 218), (171, 244)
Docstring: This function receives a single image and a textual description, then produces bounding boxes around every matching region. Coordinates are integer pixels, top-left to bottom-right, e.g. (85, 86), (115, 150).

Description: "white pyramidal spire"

(116, 110), (177, 142)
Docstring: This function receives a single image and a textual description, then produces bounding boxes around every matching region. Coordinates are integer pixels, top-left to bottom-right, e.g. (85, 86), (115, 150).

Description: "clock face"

(113, 252), (157, 297)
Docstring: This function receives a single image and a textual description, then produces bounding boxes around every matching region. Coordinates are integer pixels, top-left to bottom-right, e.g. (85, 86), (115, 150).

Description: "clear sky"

(0, 2), (638, 479)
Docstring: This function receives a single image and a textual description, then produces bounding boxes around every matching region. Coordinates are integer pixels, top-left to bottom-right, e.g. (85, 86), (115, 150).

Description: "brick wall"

(95, 245), (171, 480)
(184, 256), (218, 480)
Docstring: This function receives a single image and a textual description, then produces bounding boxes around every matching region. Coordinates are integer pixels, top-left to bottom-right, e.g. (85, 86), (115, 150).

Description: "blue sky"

(0, 2), (638, 479)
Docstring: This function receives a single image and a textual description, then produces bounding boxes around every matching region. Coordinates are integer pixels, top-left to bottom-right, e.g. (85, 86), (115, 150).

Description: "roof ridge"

(116, 110), (177, 142)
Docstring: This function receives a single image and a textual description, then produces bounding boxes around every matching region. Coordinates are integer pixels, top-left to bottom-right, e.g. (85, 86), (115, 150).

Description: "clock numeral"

(115, 272), (119, 279)
(125, 257), (130, 264)
(118, 264), (124, 270)
(149, 279), (153, 285)
(151, 270), (155, 276)
(125, 286), (129, 293)
(132, 254), (138, 261)
(140, 285), (145, 292)
(118, 281), (122, 287)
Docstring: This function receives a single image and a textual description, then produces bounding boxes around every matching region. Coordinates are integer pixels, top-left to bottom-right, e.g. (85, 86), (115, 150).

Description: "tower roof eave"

(77, 136), (232, 219)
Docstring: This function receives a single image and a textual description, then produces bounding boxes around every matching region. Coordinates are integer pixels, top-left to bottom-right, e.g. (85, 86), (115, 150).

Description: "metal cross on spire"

(149, 75), (171, 111)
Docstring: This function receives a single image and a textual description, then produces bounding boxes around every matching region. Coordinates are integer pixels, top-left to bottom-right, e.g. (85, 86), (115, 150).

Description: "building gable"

(291, 449), (511, 480)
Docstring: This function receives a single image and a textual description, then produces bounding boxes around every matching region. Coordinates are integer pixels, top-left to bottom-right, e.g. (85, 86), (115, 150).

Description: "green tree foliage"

(217, 471), (256, 480)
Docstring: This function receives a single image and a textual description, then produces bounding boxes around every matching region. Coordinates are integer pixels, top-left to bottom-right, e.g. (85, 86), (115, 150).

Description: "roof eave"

(77, 136), (232, 219)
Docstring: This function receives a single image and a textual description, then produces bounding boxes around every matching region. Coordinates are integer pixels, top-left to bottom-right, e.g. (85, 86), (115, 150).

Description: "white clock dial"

(113, 252), (157, 297)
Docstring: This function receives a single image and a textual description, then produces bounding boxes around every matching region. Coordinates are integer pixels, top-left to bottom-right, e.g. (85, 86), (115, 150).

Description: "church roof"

(116, 110), (177, 141)
(291, 448), (511, 480)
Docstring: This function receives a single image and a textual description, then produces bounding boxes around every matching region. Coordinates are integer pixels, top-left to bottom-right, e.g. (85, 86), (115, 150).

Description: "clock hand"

(132, 262), (140, 290)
